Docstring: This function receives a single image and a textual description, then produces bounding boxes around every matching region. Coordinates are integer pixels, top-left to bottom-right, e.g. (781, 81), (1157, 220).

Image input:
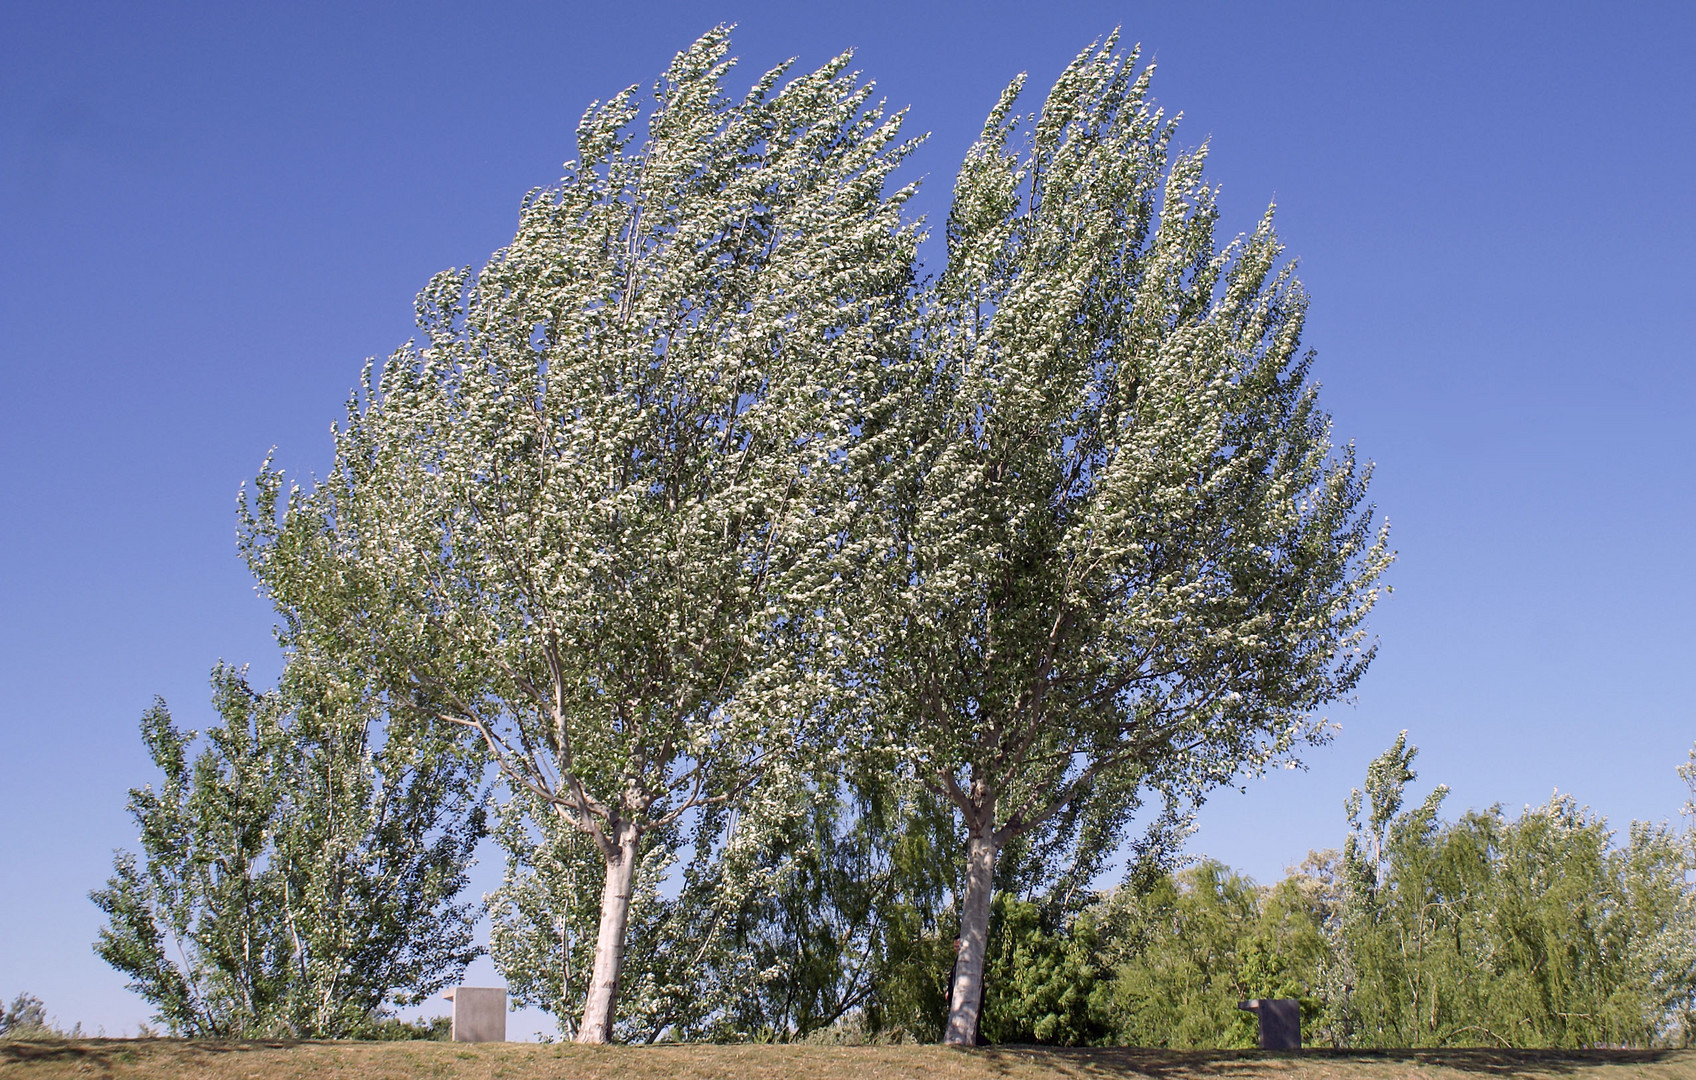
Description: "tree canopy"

(859, 34), (1391, 1043)
(91, 665), (484, 1038)
(240, 27), (919, 1041)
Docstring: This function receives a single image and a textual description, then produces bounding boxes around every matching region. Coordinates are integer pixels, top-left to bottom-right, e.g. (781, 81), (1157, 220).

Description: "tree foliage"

(0, 994), (67, 1040)
(91, 665), (485, 1038)
(952, 737), (1696, 1050)
(240, 25), (920, 1042)
(862, 33), (1391, 1043)
(1319, 735), (1696, 1048)
(1094, 862), (1328, 1048)
(701, 776), (959, 1042)
(979, 893), (1114, 1045)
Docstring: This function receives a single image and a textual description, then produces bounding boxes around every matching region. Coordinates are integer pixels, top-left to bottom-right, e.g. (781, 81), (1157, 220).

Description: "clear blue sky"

(2, 1), (1692, 1037)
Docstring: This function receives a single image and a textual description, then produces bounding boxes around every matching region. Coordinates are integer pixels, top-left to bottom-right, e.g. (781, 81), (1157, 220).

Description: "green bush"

(0, 993), (78, 1040)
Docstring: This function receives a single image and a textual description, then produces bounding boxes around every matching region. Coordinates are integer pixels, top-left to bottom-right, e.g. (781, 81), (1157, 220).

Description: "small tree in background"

(242, 27), (920, 1042)
(1323, 733), (1696, 1048)
(1096, 861), (1327, 1048)
(0, 994), (63, 1039)
(1037, 738), (1696, 1050)
(700, 774), (962, 1042)
(91, 664), (484, 1038)
(864, 35), (1392, 1044)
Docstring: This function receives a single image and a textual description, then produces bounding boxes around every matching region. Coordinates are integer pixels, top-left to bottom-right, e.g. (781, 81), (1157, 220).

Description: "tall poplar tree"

(242, 28), (919, 1042)
(869, 37), (1393, 1044)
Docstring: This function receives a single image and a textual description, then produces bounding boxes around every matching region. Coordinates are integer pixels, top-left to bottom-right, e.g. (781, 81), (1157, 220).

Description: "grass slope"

(2, 1041), (1691, 1080)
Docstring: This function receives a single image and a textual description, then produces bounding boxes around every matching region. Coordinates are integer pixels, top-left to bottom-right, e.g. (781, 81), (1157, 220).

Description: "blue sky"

(2, 1), (1692, 1037)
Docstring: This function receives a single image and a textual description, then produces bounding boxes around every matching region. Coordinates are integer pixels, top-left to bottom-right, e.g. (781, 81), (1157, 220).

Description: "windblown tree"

(866, 37), (1393, 1044)
(242, 28), (919, 1043)
(91, 664), (484, 1038)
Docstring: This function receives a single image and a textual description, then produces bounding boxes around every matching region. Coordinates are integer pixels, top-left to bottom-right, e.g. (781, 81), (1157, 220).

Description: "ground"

(1, 1041), (1691, 1080)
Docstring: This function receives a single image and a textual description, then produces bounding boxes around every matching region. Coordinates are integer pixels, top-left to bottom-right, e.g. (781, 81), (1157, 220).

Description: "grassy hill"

(2, 1040), (1691, 1080)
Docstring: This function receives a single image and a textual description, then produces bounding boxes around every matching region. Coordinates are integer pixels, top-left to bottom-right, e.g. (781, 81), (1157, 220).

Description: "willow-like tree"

(242, 29), (918, 1043)
(869, 38), (1393, 1044)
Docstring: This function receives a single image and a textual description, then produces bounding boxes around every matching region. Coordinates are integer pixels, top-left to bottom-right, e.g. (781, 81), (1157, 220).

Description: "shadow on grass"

(0, 1037), (324, 1070)
(0, 1039), (1681, 1079)
(971, 1046), (1678, 1078)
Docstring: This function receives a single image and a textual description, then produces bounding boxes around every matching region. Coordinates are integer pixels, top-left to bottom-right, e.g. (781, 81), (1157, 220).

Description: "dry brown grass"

(1, 1040), (1691, 1080)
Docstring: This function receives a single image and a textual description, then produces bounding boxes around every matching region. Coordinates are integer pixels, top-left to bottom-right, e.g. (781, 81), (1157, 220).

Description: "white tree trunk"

(575, 832), (638, 1044)
(945, 830), (998, 1046)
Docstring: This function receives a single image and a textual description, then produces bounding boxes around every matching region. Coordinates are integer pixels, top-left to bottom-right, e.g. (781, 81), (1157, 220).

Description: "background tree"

(489, 754), (961, 1043)
(1096, 862), (1327, 1048)
(707, 773), (964, 1042)
(0, 994), (66, 1040)
(90, 664), (484, 1038)
(964, 738), (1696, 1050)
(977, 892), (1113, 1046)
(242, 27), (920, 1042)
(865, 35), (1392, 1044)
(1670, 742), (1696, 1042)
(1323, 734), (1696, 1048)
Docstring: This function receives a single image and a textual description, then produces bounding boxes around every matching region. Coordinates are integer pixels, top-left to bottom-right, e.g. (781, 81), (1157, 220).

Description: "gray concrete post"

(1236, 998), (1300, 1050)
(444, 986), (507, 1043)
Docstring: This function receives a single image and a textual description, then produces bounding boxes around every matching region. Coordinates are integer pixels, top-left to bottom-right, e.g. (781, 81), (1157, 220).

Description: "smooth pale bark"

(945, 830), (999, 1045)
(576, 833), (639, 1044)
